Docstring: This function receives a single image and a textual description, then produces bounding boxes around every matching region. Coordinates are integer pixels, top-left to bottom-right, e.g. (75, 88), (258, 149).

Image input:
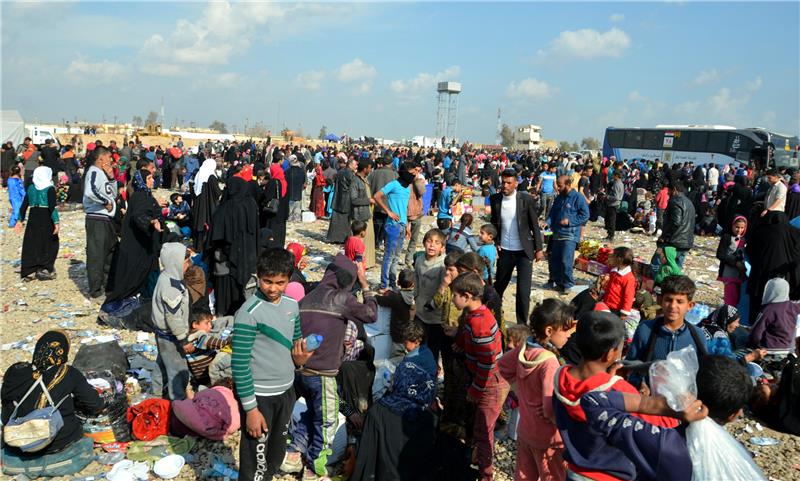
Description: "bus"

(602, 125), (799, 169)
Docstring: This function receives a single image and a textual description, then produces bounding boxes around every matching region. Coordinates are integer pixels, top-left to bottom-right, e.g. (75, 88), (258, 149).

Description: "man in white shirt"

(762, 168), (787, 216)
(707, 163), (719, 195)
(489, 169), (544, 326)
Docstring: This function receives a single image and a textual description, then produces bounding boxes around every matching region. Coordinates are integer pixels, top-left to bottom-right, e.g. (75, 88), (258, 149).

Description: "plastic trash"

(131, 344), (157, 353)
(97, 451), (126, 465)
(749, 436), (780, 446)
(69, 476), (105, 481)
(58, 320), (75, 328)
(649, 346), (767, 481)
(305, 333), (323, 351)
(685, 304), (711, 326)
(153, 454), (185, 479)
(107, 459), (149, 481)
(203, 457), (239, 479)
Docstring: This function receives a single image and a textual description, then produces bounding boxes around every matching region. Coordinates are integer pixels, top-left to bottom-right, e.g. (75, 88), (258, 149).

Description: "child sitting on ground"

(167, 192), (191, 231)
(653, 246), (682, 287)
(184, 310), (233, 395)
(476, 224), (498, 285)
(446, 213), (479, 253)
(500, 301), (574, 481)
(344, 220), (368, 276)
(376, 269), (416, 358)
(579, 355), (754, 481)
(603, 246), (636, 317)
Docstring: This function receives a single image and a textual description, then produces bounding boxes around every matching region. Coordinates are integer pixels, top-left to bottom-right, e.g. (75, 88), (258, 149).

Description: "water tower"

(436, 81), (461, 145)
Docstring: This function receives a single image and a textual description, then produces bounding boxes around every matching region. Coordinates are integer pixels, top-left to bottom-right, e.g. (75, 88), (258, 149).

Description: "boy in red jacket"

(603, 247), (636, 316)
(452, 271), (509, 481)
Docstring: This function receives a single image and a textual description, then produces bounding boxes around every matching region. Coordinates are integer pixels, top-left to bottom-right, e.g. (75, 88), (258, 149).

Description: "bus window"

(643, 130), (662, 150)
(688, 131), (708, 151)
(607, 130), (625, 147)
(672, 131), (691, 150)
(707, 132), (728, 153)
(624, 130), (643, 148)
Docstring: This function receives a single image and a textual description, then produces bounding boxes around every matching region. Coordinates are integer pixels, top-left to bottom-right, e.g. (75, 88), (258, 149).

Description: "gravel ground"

(1, 191), (798, 480)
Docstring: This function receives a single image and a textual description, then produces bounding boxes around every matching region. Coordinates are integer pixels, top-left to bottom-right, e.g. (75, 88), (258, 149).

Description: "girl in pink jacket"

(498, 299), (575, 481)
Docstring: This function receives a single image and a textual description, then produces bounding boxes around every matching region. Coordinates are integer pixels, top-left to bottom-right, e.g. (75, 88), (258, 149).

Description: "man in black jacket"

(490, 169), (544, 326)
(652, 181), (695, 271)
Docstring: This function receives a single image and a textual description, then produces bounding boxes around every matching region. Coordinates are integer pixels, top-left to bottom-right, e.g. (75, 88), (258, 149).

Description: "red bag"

(127, 399), (171, 441)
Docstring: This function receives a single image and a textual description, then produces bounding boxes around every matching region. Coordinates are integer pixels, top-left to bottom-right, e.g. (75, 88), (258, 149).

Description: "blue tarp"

(323, 133), (341, 142)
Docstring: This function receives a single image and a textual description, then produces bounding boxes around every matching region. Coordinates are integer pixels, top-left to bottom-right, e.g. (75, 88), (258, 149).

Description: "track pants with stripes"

(239, 388), (296, 481)
(288, 373), (339, 476)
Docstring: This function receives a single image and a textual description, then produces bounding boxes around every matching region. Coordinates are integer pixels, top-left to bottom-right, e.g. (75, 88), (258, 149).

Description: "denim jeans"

(548, 239), (578, 289)
(541, 192), (555, 219)
(2, 437), (94, 478)
(381, 222), (405, 289)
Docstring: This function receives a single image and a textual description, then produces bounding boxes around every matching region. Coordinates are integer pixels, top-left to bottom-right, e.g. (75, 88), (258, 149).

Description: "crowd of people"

(1, 134), (800, 481)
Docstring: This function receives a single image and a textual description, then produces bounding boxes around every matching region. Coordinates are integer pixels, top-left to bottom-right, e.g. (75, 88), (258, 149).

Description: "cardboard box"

(587, 260), (610, 276)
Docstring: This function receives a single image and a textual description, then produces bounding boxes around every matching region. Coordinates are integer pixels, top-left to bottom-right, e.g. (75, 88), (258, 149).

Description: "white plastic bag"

(686, 418), (766, 481)
(649, 346), (698, 411)
(648, 346), (766, 481)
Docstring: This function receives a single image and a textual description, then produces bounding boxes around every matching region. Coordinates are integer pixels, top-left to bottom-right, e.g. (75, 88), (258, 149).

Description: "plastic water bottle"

(305, 334), (323, 351)
(131, 344), (157, 353)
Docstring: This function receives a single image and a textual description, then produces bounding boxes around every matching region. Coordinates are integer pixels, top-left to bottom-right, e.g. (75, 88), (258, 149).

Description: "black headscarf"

(701, 305), (739, 339)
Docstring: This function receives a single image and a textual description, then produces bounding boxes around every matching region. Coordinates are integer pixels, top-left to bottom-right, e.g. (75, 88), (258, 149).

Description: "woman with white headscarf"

(15, 166), (60, 280)
(190, 158), (222, 251)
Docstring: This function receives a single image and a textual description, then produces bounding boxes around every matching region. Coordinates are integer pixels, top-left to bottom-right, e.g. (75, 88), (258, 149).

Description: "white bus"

(602, 125), (798, 169)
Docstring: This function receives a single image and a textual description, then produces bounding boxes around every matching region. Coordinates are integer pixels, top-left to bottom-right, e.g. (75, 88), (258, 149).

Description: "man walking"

(83, 146), (117, 299)
(536, 163), (558, 219)
(547, 176), (590, 292)
(490, 169), (544, 326)
(652, 181), (695, 272)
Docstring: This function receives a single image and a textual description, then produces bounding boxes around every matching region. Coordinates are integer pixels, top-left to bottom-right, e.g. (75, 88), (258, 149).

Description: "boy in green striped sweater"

(233, 248), (315, 481)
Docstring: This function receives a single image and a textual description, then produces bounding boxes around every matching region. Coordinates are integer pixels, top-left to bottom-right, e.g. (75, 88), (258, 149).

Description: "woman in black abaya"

(262, 162), (289, 248)
(105, 170), (163, 302)
(745, 211), (800, 321)
(207, 177), (259, 316)
(191, 158), (222, 252)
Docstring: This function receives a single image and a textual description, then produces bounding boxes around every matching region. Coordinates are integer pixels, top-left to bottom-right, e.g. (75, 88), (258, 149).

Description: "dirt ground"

(1, 191), (798, 481)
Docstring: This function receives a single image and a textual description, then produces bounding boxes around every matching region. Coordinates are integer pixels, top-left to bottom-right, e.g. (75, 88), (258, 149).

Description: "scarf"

(702, 305), (739, 335)
(31, 330), (70, 408)
(732, 215), (748, 248)
(762, 278), (790, 304)
(270, 163), (287, 196)
(194, 159), (217, 196)
(234, 164), (253, 182)
(32, 166), (53, 190)
(132, 170), (151, 194)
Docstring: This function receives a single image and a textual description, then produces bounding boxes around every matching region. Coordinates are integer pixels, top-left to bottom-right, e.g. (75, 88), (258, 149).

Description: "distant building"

(514, 124), (542, 150)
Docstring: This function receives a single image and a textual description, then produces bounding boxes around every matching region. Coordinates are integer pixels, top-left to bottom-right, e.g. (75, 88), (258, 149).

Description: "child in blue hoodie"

(7, 166), (25, 228)
(577, 355), (753, 481)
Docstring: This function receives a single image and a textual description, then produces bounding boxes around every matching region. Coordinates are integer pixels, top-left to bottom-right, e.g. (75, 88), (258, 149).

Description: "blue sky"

(2, 1), (798, 144)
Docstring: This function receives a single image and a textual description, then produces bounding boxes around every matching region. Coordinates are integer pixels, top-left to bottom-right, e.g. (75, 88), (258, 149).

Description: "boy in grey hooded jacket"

(151, 242), (192, 400)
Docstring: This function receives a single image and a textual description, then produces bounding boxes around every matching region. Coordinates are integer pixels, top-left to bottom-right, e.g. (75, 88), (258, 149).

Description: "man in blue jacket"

(547, 175), (589, 292)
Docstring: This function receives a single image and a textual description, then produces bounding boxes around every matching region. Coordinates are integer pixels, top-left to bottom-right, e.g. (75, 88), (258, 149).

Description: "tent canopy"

(323, 133), (341, 142)
(1, 110), (25, 146)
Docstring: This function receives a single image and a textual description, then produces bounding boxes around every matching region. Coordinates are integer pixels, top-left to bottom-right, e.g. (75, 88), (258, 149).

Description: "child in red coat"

(603, 247), (636, 316)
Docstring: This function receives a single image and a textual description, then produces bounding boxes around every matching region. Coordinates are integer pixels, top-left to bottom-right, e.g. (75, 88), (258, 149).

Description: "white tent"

(1, 110), (25, 146)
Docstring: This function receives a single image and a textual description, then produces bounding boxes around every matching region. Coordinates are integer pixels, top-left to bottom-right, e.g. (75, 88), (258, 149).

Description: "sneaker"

(302, 467), (331, 481)
(22, 274), (35, 283)
(280, 452), (303, 474)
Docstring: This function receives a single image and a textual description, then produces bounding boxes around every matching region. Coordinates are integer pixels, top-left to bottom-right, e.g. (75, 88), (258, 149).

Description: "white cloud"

(693, 69), (720, 85)
(710, 87), (751, 120)
(673, 101), (701, 116)
(66, 56), (125, 83)
(136, 1), (293, 76)
(745, 76), (763, 92)
(506, 78), (554, 99)
(609, 13), (625, 22)
(628, 90), (646, 102)
(390, 65), (460, 98)
(336, 58), (377, 93)
(538, 27), (631, 60)
(296, 70), (326, 92)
